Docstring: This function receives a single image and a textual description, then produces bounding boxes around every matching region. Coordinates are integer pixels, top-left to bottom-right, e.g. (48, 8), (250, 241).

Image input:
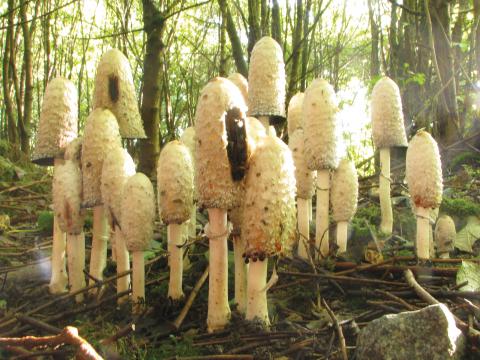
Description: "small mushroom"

(121, 173), (156, 313)
(435, 215), (456, 259)
(157, 141), (194, 301)
(227, 73), (248, 103)
(406, 130), (443, 260)
(180, 127), (197, 239)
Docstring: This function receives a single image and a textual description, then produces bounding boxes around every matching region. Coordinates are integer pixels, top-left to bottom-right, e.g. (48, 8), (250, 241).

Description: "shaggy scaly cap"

(435, 215), (456, 253)
(32, 78), (78, 165)
(195, 77), (247, 209)
(303, 78), (340, 170)
(93, 49), (146, 139)
(287, 92), (304, 137)
(289, 129), (316, 199)
(331, 158), (358, 222)
(121, 173), (156, 252)
(406, 130), (443, 209)
(180, 127), (196, 159)
(53, 160), (85, 234)
(241, 136), (296, 259)
(157, 141), (194, 224)
(371, 77), (408, 148)
(81, 109), (122, 208)
(248, 37), (286, 118)
(228, 73), (248, 103)
(64, 138), (82, 165)
(101, 146), (136, 224)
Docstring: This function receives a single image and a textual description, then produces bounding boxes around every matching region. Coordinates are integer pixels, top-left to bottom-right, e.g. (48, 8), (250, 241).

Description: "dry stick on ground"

(322, 298), (348, 360)
(373, 289), (418, 311)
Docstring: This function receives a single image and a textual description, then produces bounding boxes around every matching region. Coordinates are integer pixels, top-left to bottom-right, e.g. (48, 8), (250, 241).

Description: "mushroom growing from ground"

(195, 77), (248, 332)
(180, 127), (197, 239)
(121, 173), (156, 313)
(406, 130), (443, 260)
(32, 77), (78, 294)
(287, 92), (305, 138)
(228, 73), (248, 103)
(371, 77), (408, 235)
(248, 36), (286, 132)
(82, 108), (122, 288)
(303, 79), (340, 258)
(93, 49), (146, 139)
(157, 141), (194, 300)
(331, 158), (358, 254)
(52, 138), (86, 302)
(435, 215), (456, 259)
(101, 146), (136, 304)
(242, 135), (296, 326)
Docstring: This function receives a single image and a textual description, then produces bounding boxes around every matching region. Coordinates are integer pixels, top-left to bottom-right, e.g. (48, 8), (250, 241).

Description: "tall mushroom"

(157, 141), (194, 300)
(243, 135), (296, 326)
(32, 77), (78, 294)
(180, 127), (197, 239)
(101, 147), (136, 304)
(406, 130), (443, 260)
(303, 79), (340, 258)
(435, 215), (456, 259)
(53, 138), (86, 302)
(331, 158), (358, 254)
(371, 77), (408, 235)
(82, 109), (122, 287)
(93, 49), (146, 139)
(228, 73), (248, 103)
(195, 77), (248, 332)
(248, 36), (286, 132)
(121, 173), (156, 313)
(287, 92), (305, 138)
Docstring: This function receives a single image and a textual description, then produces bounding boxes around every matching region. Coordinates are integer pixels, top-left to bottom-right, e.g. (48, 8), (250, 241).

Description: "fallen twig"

(322, 298), (348, 360)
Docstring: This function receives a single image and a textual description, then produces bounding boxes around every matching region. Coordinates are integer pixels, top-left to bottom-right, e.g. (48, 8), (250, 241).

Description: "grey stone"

(355, 303), (465, 360)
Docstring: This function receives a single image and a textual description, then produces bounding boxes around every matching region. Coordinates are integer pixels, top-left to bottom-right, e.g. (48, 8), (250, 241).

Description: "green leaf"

(454, 216), (480, 253)
(456, 261), (480, 291)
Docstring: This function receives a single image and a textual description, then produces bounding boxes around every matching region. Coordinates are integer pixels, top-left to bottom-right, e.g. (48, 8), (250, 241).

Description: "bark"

(367, 0), (380, 78)
(389, 0), (399, 79)
(271, 0), (281, 45)
(474, 0), (480, 77)
(219, 8), (227, 77)
(300, 0), (311, 91)
(247, 0), (261, 57)
(287, 0), (303, 102)
(260, 0), (269, 36)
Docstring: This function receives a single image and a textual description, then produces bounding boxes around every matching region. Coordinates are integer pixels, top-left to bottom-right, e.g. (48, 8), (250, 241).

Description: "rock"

(355, 304), (465, 360)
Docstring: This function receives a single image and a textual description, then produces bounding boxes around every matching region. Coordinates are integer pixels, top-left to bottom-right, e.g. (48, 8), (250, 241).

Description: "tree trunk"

(388, 1), (399, 79)
(300, 0), (311, 91)
(247, 0), (261, 57)
(287, 0), (303, 102)
(219, 8), (227, 77)
(367, 0), (380, 78)
(474, 0), (480, 77)
(271, 0), (281, 45)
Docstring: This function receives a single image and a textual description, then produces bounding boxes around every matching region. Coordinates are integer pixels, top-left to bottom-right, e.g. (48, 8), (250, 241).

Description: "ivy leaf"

(454, 216), (480, 253)
(456, 261), (480, 292)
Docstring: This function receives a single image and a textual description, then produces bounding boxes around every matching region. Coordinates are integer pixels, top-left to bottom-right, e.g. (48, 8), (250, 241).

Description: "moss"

(37, 211), (54, 233)
(440, 197), (480, 217)
(355, 204), (381, 226)
(449, 152), (480, 171)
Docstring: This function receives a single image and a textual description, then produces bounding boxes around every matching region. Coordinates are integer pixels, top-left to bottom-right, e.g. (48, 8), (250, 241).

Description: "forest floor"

(1, 147), (480, 359)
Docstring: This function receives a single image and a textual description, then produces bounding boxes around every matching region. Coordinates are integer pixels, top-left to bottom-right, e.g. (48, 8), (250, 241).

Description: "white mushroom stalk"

(101, 147), (136, 304)
(195, 77), (248, 332)
(406, 130), (443, 260)
(289, 129), (316, 259)
(248, 36), (286, 132)
(121, 173), (156, 313)
(157, 141), (194, 301)
(303, 79), (340, 258)
(242, 135), (296, 326)
(93, 49), (146, 139)
(82, 109), (122, 288)
(52, 138), (86, 303)
(435, 215), (455, 259)
(371, 77), (408, 235)
(32, 78), (78, 294)
(180, 127), (197, 240)
(331, 158), (358, 254)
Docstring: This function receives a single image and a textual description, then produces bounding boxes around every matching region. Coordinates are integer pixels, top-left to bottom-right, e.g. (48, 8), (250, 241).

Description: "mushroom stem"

(132, 250), (145, 314)
(49, 214), (68, 294)
(308, 199), (313, 224)
(416, 206), (431, 260)
(246, 259), (269, 326)
(379, 147), (393, 235)
(110, 228), (117, 262)
(189, 206), (196, 239)
(297, 197), (310, 259)
(114, 225), (130, 304)
(233, 234), (248, 315)
(316, 169), (330, 258)
(336, 221), (349, 254)
(88, 205), (109, 288)
(168, 223), (185, 300)
(66, 232), (85, 303)
(206, 208), (231, 333)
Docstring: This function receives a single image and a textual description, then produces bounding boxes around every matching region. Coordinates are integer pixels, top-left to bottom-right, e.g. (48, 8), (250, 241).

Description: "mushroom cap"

(53, 160), (85, 234)
(93, 49), (146, 139)
(289, 129), (316, 199)
(241, 135), (297, 259)
(63, 137), (82, 165)
(32, 78), (78, 166)
(248, 36), (286, 119)
(303, 78), (340, 170)
(180, 127), (196, 159)
(81, 108), (122, 208)
(371, 76), (408, 148)
(157, 141), (194, 224)
(195, 77), (247, 209)
(287, 92), (305, 137)
(120, 173), (156, 252)
(434, 215), (456, 253)
(101, 146), (136, 224)
(227, 73), (248, 103)
(331, 158), (358, 222)
(406, 130), (443, 209)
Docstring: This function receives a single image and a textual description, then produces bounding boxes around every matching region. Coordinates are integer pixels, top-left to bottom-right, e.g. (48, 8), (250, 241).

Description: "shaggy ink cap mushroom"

(331, 158), (358, 223)
(287, 92), (305, 137)
(435, 215), (456, 257)
(228, 73), (248, 103)
(289, 129), (316, 200)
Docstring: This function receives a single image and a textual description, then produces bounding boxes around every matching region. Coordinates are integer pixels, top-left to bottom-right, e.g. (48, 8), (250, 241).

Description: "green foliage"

(140, 334), (200, 359)
(36, 211), (54, 233)
(440, 198), (480, 218)
(449, 152), (480, 171)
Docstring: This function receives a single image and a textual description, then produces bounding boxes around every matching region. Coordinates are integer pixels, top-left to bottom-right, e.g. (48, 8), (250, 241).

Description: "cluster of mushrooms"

(32, 37), (455, 331)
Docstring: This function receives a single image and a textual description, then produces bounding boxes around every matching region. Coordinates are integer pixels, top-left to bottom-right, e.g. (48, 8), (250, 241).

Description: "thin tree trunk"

(287, 0), (303, 102)
(367, 0), (380, 78)
(3, 0), (17, 146)
(474, 0), (480, 77)
(219, 8), (227, 77)
(300, 0), (311, 91)
(271, 0), (281, 45)
(248, 0), (261, 57)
